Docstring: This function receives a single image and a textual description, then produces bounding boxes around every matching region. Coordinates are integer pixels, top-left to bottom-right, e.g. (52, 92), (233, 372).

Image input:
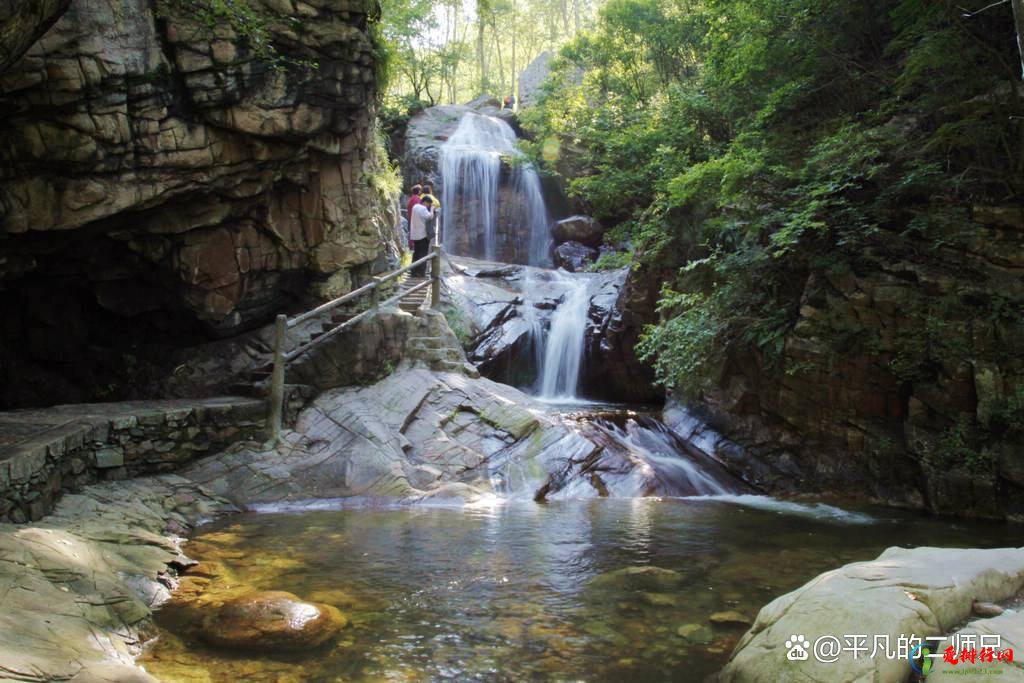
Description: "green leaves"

(527, 0), (1021, 401)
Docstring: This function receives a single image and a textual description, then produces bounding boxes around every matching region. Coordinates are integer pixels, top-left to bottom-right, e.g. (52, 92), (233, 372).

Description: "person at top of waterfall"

(420, 184), (441, 244)
(409, 195), (435, 277)
(405, 184), (422, 248)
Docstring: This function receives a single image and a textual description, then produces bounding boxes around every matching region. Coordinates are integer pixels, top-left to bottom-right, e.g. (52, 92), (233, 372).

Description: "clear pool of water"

(140, 497), (1020, 682)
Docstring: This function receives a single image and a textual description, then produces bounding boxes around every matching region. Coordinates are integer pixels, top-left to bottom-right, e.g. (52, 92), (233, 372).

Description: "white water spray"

(440, 112), (550, 265)
(538, 275), (591, 399)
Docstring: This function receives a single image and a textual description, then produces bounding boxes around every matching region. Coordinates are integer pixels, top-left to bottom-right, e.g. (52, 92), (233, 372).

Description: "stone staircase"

(406, 328), (470, 374)
(396, 275), (431, 313)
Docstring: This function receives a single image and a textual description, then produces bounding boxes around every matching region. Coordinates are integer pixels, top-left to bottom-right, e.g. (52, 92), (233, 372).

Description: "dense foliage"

(524, 0), (1024, 405)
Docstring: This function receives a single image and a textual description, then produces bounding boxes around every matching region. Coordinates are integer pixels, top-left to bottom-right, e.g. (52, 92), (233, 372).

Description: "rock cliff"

(637, 208), (1024, 519)
(0, 0), (400, 408)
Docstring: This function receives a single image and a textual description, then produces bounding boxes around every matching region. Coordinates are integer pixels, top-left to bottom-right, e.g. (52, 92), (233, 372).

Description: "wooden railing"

(267, 244), (444, 441)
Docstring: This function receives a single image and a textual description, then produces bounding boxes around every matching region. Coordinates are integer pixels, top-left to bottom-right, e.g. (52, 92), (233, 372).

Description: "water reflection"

(140, 498), (1021, 682)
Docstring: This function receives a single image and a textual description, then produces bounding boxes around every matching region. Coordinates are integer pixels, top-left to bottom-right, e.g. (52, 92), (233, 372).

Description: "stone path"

(0, 397), (265, 523)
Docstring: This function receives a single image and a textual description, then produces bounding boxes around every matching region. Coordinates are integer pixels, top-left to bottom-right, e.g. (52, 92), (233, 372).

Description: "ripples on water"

(139, 497), (1017, 682)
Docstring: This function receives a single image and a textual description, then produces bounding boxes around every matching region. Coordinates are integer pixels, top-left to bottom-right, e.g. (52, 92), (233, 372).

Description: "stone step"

(417, 349), (463, 363)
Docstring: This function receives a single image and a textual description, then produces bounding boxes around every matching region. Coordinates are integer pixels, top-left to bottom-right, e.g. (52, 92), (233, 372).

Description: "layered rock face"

(0, 0), (400, 408)
(446, 256), (659, 402)
(649, 209), (1024, 518)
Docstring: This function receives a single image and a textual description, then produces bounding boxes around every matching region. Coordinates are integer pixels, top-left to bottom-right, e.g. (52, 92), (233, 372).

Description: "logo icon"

(786, 634), (810, 661)
(909, 644), (934, 676)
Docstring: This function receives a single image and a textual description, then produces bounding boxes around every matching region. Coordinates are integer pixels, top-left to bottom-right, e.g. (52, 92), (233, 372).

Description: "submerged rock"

(200, 591), (347, 651)
(591, 566), (685, 592)
(641, 592), (679, 608)
(677, 624), (714, 643)
(709, 610), (752, 627)
(0, 477), (227, 681)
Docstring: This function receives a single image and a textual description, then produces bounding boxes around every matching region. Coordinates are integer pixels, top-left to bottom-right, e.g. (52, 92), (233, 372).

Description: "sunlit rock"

(200, 591), (348, 651)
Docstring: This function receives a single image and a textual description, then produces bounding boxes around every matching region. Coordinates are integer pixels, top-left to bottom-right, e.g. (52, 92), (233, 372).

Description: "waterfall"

(440, 112), (551, 266)
(538, 275), (590, 400)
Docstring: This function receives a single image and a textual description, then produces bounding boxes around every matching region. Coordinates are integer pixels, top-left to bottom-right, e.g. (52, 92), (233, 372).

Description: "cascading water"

(440, 112), (551, 265)
(537, 274), (591, 400)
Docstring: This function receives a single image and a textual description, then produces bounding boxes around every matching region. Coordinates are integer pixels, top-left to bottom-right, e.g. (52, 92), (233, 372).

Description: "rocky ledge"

(722, 546), (1024, 682)
(182, 366), (743, 507)
(0, 476), (227, 682)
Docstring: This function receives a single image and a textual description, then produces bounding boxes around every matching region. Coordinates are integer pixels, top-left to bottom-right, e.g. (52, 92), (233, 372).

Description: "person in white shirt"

(409, 195), (436, 276)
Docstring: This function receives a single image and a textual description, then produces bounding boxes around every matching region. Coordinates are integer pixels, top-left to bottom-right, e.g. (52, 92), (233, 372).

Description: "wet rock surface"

(446, 255), (658, 402)
(182, 367), (746, 506)
(554, 240), (598, 272)
(401, 98), (517, 193)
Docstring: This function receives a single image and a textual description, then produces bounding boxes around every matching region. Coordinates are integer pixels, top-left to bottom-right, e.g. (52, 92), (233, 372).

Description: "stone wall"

(0, 397), (265, 522)
(0, 0), (400, 408)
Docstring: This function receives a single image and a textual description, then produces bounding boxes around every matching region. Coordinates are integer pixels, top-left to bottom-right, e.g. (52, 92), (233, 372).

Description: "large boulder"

(721, 546), (1024, 682)
(200, 591), (347, 651)
(0, 0), (400, 408)
(554, 240), (598, 272)
(552, 215), (605, 247)
(183, 365), (746, 505)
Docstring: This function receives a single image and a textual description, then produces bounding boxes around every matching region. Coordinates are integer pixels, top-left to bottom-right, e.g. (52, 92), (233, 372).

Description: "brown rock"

(200, 591), (347, 651)
(709, 610), (752, 627)
(552, 215), (605, 247)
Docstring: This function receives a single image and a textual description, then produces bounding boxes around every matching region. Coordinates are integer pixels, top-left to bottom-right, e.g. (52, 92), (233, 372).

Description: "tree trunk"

(493, 20), (505, 96)
(511, 2), (517, 108)
(477, 0), (487, 95)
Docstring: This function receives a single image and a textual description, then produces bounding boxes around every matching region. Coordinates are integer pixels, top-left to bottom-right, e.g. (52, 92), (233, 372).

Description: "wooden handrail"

(287, 253), (434, 329)
(265, 245), (444, 442)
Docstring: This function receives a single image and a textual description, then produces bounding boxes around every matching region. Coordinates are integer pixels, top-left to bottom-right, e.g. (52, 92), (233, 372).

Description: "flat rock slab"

(721, 546), (1024, 682)
(183, 369), (568, 504)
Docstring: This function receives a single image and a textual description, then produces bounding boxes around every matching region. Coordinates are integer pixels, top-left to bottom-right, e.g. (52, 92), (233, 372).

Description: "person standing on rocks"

(410, 195), (436, 277)
(405, 184), (422, 248)
(420, 184), (441, 245)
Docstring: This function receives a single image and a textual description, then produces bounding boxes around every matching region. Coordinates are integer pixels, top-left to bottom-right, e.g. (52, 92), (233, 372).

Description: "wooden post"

(431, 245), (442, 309)
(370, 276), (382, 310)
(267, 314), (287, 443)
